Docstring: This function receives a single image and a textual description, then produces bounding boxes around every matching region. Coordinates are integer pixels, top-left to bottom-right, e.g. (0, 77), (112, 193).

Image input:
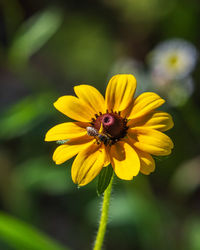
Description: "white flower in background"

(149, 39), (198, 81)
(147, 39), (198, 107)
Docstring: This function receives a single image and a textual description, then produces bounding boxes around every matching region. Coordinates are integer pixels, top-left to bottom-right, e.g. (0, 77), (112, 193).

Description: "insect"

(56, 139), (69, 144)
(86, 126), (113, 146)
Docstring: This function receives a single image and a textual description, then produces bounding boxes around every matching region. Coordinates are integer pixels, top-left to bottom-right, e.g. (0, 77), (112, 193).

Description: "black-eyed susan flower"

(45, 74), (174, 186)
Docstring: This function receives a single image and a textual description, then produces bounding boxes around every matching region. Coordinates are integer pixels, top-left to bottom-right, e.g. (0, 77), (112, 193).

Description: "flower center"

(102, 114), (114, 125)
(167, 54), (179, 69)
(90, 111), (128, 145)
(101, 114), (116, 128)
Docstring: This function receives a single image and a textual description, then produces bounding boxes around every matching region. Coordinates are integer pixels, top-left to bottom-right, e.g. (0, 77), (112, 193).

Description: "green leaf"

(8, 7), (63, 67)
(97, 165), (113, 195)
(0, 92), (55, 139)
(0, 212), (69, 250)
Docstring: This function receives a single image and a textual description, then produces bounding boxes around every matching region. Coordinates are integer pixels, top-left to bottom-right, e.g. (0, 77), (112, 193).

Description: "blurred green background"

(0, 0), (200, 249)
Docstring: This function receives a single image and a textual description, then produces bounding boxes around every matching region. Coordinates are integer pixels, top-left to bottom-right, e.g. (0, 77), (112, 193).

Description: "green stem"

(93, 174), (114, 250)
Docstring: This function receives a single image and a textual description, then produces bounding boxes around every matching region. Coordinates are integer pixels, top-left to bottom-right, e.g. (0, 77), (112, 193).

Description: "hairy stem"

(93, 174), (114, 250)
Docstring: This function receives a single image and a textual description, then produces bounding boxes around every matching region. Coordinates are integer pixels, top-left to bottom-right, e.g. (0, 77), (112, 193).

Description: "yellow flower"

(45, 74), (174, 186)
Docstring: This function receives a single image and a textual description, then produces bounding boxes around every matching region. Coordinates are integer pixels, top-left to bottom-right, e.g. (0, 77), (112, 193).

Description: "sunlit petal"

(110, 140), (140, 180)
(72, 144), (106, 186)
(128, 92), (165, 120)
(53, 137), (93, 164)
(128, 111), (174, 132)
(128, 127), (174, 156)
(54, 95), (95, 122)
(74, 85), (106, 114)
(135, 149), (155, 175)
(45, 122), (88, 141)
(105, 74), (137, 112)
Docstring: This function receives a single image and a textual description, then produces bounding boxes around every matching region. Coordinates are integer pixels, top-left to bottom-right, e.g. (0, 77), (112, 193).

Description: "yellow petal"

(54, 95), (95, 122)
(128, 111), (174, 132)
(120, 98), (134, 118)
(128, 128), (174, 156)
(105, 74), (137, 112)
(110, 140), (140, 180)
(53, 136), (93, 164)
(71, 144), (106, 186)
(128, 92), (165, 120)
(74, 85), (106, 114)
(136, 149), (155, 175)
(103, 145), (110, 167)
(45, 122), (88, 141)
